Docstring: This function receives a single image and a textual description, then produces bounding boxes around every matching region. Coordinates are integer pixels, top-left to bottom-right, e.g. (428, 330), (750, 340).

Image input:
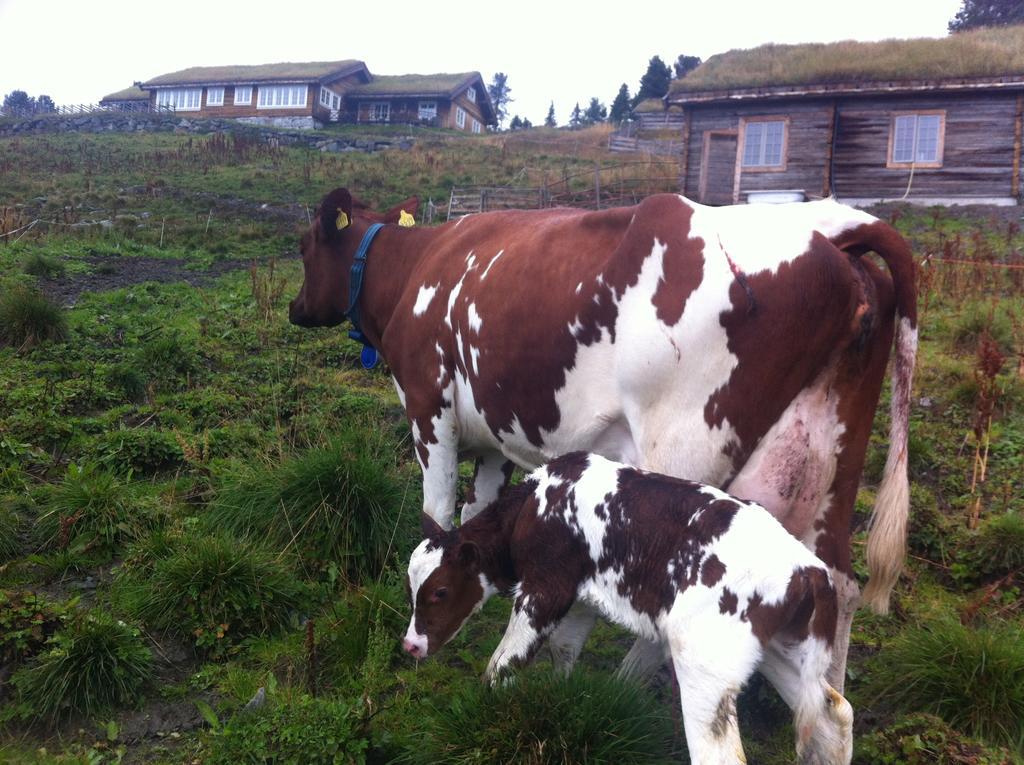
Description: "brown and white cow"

(404, 452), (854, 765)
(288, 189), (917, 688)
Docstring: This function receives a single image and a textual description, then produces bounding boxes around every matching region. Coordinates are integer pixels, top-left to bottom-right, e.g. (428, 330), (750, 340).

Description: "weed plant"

(0, 591), (70, 668)
(397, 668), (676, 765)
(854, 712), (1016, 765)
(0, 284), (68, 349)
(316, 578), (407, 691)
(0, 505), (22, 562)
(209, 428), (414, 583)
(5, 611), (152, 724)
(865, 616), (1024, 750)
(202, 694), (369, 765)
(117, 531), (307, 656)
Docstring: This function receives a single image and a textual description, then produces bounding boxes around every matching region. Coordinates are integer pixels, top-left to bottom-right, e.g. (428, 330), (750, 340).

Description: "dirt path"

(38, 255), (260, 307)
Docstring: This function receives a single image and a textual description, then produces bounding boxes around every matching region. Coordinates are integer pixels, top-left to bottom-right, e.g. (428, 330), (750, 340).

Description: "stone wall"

(0, 112), (415, 153)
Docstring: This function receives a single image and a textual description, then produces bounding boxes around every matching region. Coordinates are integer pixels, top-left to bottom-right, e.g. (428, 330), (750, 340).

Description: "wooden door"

(699, 131), (738, 205)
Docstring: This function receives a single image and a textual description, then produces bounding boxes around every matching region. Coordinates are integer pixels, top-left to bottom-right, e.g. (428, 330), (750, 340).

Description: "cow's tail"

(834, 221), (918, 615)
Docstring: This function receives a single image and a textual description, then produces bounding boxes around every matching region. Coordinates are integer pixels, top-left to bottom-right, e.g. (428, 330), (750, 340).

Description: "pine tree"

(634, 55), (673, 106)
(673, 54), (702, 79)
(544, 102), (556, 128)
(487, 73), (513, 128)
(949, 0), (1024, 31)
(569, 102), (583, 129)
(509, 115), (523, 130)
(521, 117), (533, 129)
(583, 97), (607, 125)
(609, 83), (631, 125)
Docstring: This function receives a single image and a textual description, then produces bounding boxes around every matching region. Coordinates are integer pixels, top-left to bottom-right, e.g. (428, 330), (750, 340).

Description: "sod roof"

(143, 60), (366, 87)
(347, 73), (495, 122)
(100, 85), (149, 102)
(669, 25), (1024, 99)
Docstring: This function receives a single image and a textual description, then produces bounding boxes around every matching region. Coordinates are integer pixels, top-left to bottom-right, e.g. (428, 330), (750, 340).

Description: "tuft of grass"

(117, 531), (307, 656)
(35, 463), (154, 556)
(0, 505), (22, 562)
(0, 284), (68, 349)
(22, 253), (66, 280)
(6, 611), (152, 724)
(397, 668), (676, 765)
(864, 617), (1024, 750)
(209, 428), (414, 583)
(971, 512), (1024, 580)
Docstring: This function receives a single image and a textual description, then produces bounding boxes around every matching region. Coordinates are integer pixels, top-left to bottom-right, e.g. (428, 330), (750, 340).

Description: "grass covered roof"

(670, 25), (1024, 97)
(143, 60), (366, 87)
(100, 86), (149, 102)
(347, 72), (479, 96)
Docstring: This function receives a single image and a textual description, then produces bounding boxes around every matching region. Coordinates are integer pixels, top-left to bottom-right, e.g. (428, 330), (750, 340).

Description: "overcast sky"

(0, 0), (963, 125)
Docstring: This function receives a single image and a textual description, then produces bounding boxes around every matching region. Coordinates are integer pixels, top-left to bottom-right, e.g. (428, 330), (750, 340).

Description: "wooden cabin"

(667, 26), (1024, 206)
(99, 85), (150, 112)
(345, 73), (494, 132)
(137, 61), (495, 131)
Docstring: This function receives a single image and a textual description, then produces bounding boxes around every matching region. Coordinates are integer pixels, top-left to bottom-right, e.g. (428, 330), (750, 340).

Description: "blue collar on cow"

(346, 222), (385, 369)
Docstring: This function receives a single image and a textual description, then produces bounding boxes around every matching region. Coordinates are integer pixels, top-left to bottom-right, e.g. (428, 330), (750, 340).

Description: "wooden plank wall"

(681, 91), (1020, 202)
(832, 93), (1017, 199)
(682, 100), (832, 201)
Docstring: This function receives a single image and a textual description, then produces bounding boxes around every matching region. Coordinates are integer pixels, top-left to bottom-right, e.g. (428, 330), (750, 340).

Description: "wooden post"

(680, 109), (692, 197)
(1013, 94), (1023, 200)
(823, 101), (838, 198)
(594, 163), (601, 209)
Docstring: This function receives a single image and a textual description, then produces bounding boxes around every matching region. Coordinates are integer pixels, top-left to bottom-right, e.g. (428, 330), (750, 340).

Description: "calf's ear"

(457, 541), (480, 569)
(421, 512), (445, 540)
(318, 187), (354, 242)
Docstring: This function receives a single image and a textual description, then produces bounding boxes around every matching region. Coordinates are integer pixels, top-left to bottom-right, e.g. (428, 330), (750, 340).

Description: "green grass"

(34, 463), (156, 556)
(5, 611), (152, 724)
(208, 428), (416, 583)
(864, 616), (1024, 751)
(0, 284), (68, 349)
(116, 531), (307, 656)
(396, 668), (677, 765)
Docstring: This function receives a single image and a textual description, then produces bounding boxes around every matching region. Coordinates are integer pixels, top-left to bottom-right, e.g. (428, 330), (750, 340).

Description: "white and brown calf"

(403, 452), (853, 765)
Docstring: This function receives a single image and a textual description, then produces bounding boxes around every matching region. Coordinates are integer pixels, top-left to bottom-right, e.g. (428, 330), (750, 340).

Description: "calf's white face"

(403, 536), (490, 659)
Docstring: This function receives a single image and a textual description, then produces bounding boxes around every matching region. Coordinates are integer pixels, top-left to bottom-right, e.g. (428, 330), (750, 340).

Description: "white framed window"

(890, 112), (944, 167)
(741, 119), (786, 169)
(455, 106), (466, 128)
(418, 100), (437, 120)
(369, 102), (390, 122)
(319, 87), (334, 107)
(206, 87), (224, 106)
(331, 93), (340, 109)
(257, 85), (307, 109)
(466, 87), (476, 103)
(472, 118), (482, 134)
(155, 88), (202, 111)
(234, 85), (252, 105)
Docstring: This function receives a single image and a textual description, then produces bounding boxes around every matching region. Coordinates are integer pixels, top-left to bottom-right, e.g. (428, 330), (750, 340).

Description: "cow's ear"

(457, 541), (480, 569)
(421, 512), (445, 540)
(383, 196), (420, 225)
(319, 187), (353, 241)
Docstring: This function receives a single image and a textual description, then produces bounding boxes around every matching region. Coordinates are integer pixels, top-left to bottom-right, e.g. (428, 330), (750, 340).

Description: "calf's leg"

(616, 636), (666, 682)
(757, 639), (853, 765)
(545, 601), (598, 675)
(666, 617), (762, 765)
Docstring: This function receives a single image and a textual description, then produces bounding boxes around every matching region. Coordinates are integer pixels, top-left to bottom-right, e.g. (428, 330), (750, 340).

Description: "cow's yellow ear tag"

(398, 210), (415, 227)
(336, 210), (350, 230)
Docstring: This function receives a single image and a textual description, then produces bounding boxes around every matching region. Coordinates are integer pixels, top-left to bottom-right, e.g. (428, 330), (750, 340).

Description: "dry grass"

(672, 24), (1024, 94)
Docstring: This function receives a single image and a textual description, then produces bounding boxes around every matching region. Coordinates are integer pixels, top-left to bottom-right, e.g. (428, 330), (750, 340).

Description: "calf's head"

(402, 515), (493, 659)
(287, 187), (419, 328)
